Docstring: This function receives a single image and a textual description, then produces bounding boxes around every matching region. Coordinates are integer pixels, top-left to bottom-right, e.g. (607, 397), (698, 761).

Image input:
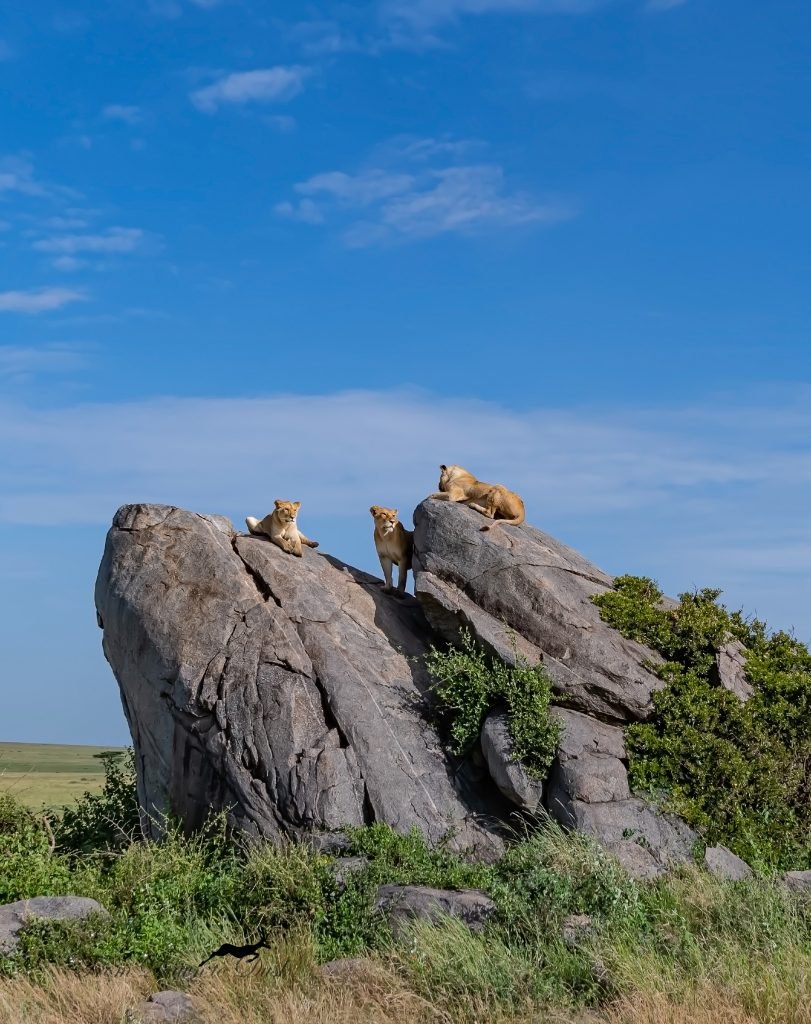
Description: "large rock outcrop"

(95, 498), (700, 871)
(411, 500), (665, 722)
(95, 504), (501, 855)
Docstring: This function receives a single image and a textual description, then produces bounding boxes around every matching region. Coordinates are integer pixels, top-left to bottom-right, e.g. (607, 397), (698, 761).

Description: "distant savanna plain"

(0, 742), (123, 810)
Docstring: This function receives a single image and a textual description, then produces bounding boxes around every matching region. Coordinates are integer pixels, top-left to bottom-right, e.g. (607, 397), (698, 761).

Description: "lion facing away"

(430, 464), (525, 531)
(370, 505), (413, 596)
(245, 500), (319, 557)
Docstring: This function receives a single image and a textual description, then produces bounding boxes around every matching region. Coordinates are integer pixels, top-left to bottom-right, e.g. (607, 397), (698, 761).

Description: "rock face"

(712, 641), (753, 702)
(96, 504), (501, 855)
(95, 499), (703, 871)
(545, 708), (697, 873)
(0, 896), (108, 956)
(480, 708), (544, 812)
(411, 500), (665, 722)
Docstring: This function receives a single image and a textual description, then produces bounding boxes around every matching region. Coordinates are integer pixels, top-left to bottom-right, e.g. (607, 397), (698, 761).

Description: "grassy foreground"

(0, 743), (123, 810)
(0, 758), (809, 1024)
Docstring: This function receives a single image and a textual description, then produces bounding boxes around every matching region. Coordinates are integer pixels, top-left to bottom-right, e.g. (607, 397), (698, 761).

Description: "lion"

(430, 465), (525, 531)
(370, 505), (413, 596)
(245, 500), (319, 557)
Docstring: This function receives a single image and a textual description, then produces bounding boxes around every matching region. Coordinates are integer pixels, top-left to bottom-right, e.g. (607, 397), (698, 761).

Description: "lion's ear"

(439, 464), (447, 471)
(274, 499), (283, 507)
(293, 501), (301, 510)
(370, 506), (378, 515)
(393, 509), (398, 516)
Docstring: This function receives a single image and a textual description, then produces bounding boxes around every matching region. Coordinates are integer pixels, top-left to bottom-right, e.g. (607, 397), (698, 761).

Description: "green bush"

(57, 748), (140, 857)
(0, 795), (73, 903)
(593, 576), (811, 870)
(424, 628), (561, 777)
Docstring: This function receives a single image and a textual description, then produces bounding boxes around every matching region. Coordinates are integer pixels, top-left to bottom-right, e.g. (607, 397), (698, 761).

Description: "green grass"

(0, 742), (124, 810)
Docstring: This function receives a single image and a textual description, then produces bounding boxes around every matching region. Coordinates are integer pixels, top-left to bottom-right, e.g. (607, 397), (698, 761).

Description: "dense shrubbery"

(593, 576), (811, 870)
(425, 628), (561, 777)
(57, 749), (140, 857)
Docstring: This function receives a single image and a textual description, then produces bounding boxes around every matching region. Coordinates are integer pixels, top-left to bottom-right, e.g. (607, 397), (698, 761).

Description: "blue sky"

(1, 0), (809, 745)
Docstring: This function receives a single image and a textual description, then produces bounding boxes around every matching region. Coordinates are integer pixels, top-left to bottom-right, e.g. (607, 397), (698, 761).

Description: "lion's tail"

(480, 512), (525, 532)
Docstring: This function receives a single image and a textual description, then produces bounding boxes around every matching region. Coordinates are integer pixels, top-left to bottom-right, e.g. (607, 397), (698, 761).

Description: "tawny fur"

(370, 505), (413, 596)
(430, 464), (525, 531)
(245, 500), (319, 557)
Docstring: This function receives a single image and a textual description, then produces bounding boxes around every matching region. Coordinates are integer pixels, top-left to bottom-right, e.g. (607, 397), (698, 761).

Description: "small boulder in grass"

(782, 870), (811, 893)
(0, 896), (109, 956)
(561, 913), (595, 948)
(375, 884), (496, 937)
(132, 991), (199, 1023)
(703, 845), (753, 881)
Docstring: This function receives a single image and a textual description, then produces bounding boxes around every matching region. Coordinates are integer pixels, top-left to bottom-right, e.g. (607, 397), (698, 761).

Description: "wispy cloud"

(275, 198), (324, 225)
(0, 386), (809, 636)
(190, 66), (311, 113)
(277, 140), (575, 246)
(0, 343), (87, 378)
(382, 0), (607, 33)
(32, 226), (144, 256)
(0, 156), (49, 198)
(102, 104), (143, 125)
(0, 288), (88, 314)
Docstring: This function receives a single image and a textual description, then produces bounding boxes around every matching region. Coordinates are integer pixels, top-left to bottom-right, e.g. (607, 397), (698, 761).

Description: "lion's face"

(371, 506), (399, 535)
(274, 500), (300, 523)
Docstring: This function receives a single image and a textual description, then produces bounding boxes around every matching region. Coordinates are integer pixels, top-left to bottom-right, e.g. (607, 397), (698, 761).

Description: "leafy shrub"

(57, 749), (140, 857)
(425, 628), (561, 777)
(593, 576), (811, 870)
(0, 795), (73, 903)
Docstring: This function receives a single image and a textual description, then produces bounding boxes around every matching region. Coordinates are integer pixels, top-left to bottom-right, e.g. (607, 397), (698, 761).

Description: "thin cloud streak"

(190, 66), (311, 112)
(279, 142), (575, 245)
(0, 288), (88, 314)
(33, 227), (144, 255)
(0, 344), (87, 377)
(1, 387), (809, 637)
(102, 104), (143, 124)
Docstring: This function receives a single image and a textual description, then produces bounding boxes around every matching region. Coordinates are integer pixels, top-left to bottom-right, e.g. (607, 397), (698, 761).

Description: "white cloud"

(274, 198), (325, 225)
(297, 170), (417, 205)
(0, 344), (87, 377)
(0, 156), (48, 198)
(51, 256), (87, 272)
(102, 104), (143, 125)
(33, 227), (144, 255)
(42, 215), (91, 230)
(0, 288), (88, 314)
(1, 386), (810, 640)
(190, 67), (311, 113)
(382, 0), (604, 31)
(280, 146), (575, 245)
